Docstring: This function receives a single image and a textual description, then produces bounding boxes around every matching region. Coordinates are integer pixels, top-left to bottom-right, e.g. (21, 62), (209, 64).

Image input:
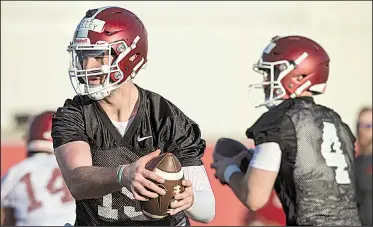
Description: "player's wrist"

(116, 165), (125, 186)
(116, 164), (130, 187)
(224, 164), (241, 184)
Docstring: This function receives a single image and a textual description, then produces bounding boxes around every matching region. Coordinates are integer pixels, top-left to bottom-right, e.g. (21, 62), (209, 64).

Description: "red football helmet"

(67, 6), (148, 100)
(25, 111), (55, 155)
(249, 35), (330, 108)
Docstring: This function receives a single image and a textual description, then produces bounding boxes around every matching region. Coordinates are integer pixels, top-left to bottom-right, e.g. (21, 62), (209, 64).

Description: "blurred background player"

(355, 107), (372, 226)
(1, 111), (76, 226)
(211, 35), (362, 226)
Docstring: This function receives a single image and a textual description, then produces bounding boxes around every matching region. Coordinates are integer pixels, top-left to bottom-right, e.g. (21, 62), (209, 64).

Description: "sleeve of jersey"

(52, 98), (89, 148)
(1, 170), (16, 208)
(245, 110), (288, 150)
(249, 142), (282, 172)
(161, 114), (206, 167)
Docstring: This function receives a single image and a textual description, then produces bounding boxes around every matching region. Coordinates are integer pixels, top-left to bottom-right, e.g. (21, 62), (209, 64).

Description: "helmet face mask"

(249, 56), (305, 109)
(67, 7), (148, 100)
(68, 40), (128, 100)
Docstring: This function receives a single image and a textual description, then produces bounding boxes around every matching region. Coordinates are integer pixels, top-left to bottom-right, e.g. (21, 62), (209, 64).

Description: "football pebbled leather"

(140, 153), (185, 219)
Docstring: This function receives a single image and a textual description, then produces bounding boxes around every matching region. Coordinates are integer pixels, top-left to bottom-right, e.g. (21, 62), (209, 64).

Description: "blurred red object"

(1, 141), (26, 177)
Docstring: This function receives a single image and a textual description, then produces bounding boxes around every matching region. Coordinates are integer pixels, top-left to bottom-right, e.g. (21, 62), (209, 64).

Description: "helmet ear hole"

(110, 72), (123, 83)
(296, 74), (306, 82)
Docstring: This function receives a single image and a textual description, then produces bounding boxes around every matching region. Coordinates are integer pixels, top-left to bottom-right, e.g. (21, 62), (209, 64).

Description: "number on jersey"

(98, 187), (144, 220)
(321, 122), (351, 184)
(20, 168), (73, 212)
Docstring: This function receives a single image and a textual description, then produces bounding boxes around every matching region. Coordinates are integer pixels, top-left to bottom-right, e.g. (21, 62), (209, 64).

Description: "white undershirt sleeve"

(182, 165), (215, 223)
(249, 142), (282, 172)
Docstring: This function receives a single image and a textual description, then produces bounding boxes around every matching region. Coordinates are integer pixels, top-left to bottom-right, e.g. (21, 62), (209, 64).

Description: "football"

(140, 152), (185, 219)
(213, 138), (253, 173)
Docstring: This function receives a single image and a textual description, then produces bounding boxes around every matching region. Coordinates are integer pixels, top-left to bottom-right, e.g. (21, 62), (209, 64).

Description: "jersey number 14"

(21, 168), (73, 212)
(321, 122), (351, 184)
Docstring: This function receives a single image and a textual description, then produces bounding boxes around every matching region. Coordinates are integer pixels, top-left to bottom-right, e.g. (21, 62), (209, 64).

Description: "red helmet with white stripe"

(249, 35), (330, 109)
(67, 6), (148, 100)
(25, 111), (55, 155)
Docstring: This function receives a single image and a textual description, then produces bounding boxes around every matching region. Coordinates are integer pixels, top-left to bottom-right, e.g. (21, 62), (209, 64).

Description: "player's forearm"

(229, 170), (274, 212)
(228, 172), (250, 208)
(70, 166), (122, 200)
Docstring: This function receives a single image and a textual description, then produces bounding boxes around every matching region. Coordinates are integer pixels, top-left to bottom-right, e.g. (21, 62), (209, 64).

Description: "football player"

(211, 35), (362, 226)
(1, 111), (76, 226)
(52, 6), (215, 226)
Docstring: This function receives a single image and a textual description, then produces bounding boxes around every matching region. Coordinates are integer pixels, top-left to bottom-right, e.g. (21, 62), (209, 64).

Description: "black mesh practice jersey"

(246, 97), (361, 226)
(52, 85), (205, 226)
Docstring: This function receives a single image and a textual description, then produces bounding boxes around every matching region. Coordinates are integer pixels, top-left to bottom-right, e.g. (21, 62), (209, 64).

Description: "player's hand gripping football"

(168, 180), (194, 215)
(122, 149), (167, 201)
(211, 150), (249, 184)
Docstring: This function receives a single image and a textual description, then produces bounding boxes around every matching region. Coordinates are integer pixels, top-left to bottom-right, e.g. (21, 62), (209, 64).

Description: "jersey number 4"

(20, 168), (73, 212)
(321, 122), (351, 184)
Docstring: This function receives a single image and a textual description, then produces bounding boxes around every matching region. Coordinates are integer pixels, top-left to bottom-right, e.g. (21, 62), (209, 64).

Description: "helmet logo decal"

(74, 38), (90, 45)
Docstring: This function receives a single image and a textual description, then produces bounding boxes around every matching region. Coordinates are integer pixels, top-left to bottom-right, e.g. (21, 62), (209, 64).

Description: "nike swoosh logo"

(137, 135), (152, 142)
